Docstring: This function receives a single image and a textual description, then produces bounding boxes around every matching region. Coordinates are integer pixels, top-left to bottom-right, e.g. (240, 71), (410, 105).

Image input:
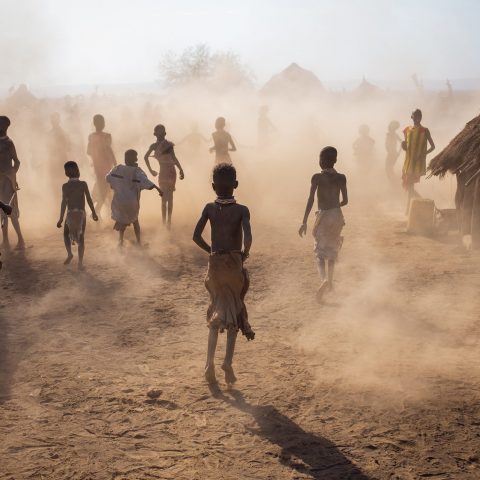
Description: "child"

(210, 117), (236, 164)
(87, 114), (117, 215)
(144, 125), (184, 229)
(353, 124), (375, 170)
(299, 147), (348, 300)
(57, 161), (98, 270)
(401, 109), (435, 212)
(193, 163), (254, 385)
(385, 120), (402, 184)
(0, 116), (25, 249)
(107, 149), (162, 246)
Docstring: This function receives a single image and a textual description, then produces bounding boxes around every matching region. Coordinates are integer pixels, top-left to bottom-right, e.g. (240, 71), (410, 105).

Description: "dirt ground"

(1, 204), (480, 480)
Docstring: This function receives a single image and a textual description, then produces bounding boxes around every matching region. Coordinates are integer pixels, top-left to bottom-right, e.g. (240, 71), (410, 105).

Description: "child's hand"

(157, 188), (163, 197)
(57, 220), (63, 228)
(241, 251), (249, 262)
(298, 223), (307, 237)
(179, 171), (185, 180)
(150, 170), (158, 177)
(92, 213), (99, 221)
(1, 204), (12, 216)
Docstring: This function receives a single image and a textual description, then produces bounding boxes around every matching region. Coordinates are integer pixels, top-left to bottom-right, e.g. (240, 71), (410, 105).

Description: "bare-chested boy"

(193, 163), (254, 385)
(299, 147), (348, 300)
(210, 117), (236, 164)
(0, 116), (25, 249)
(144, 124), (184, 229)
(57, 161), (98, 270)
(87, 114), (117, 215)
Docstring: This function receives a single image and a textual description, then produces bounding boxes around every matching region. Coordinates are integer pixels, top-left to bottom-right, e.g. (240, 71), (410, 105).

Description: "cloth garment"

(402, 125), (428, 187)
(205, 252), (254, 340)
(154, 140), (177, 192)
(312, 207), (345, 260)
(65, 209), (86, 244)
(106, 164), (154, 229)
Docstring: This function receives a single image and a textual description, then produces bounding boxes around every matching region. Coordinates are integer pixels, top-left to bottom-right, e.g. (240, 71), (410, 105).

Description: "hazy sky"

(1, 0), (479, 88)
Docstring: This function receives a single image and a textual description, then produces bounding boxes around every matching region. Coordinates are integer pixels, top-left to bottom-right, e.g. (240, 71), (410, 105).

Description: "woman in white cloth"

(107, 149), (162, 246)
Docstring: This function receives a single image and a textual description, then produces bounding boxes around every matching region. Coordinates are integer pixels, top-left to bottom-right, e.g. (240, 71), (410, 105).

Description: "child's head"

(319, 146), (337, 170)
(215, 117), (226, 131)
(154, 124), (166, 138)
(388, 120), (400, 132)
(125, 149), (138, 166)
(212, 163), (238, 197)
(64, 161), (80, 178)
(411, 108), (422, 124)
(0, 116), (11, 134)
(93, 114), (105, 131)
(359, 124), (370, 136)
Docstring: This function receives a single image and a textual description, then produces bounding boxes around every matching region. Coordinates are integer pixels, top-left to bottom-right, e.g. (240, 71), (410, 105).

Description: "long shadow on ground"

(210, 386), (370, 480)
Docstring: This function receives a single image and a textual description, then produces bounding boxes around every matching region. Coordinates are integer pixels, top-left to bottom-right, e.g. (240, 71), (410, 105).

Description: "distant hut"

(428, 114), (480, 248)
(260, 63), (325, 100)
(352, 77), (383, 100)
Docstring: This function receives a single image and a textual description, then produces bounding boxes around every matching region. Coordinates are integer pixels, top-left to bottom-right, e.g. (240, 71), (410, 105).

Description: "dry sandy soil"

(1, 205), (480, 480)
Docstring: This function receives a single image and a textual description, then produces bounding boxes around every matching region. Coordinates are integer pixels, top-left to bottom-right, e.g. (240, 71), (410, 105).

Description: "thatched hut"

(260, 63), (325, 100)
(428, 114), (480, 248)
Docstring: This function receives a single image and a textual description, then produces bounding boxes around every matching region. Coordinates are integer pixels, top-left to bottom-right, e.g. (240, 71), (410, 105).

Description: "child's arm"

(242, 207), (252, 260)
(193, 207), (211, 254)
(84, 183), (98, 221)
(172, 147), (185, 180)
(426, 129), (435, 154)
(57, 187), (67, 228)
(340, 176), (348, 207)
(228, 134), (237, 152)
(209, 134), (216, 153)
(144, 144), (157, 176)
(11, 143), (20, 172)
(299, 175), (318, 237)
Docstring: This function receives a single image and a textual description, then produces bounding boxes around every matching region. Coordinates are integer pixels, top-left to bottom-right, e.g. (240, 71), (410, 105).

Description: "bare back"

(313, 170), (347, 211)
(62, 180), (89, 211)
(204, 202), (249, 253)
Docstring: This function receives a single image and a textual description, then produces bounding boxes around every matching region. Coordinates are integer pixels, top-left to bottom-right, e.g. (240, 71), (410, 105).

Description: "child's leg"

(167, 192), (173, 227)
(11, 217), (24, 247)
(327, 259), (335, 289)
(133, 220), (141, 244)
(222, 328), (238, 384)
(161, 197), (167, 225)
(317, 257), (326, 281)
(63, 225), (73, 264)
(205, 327), (218, 383)
(77, 219), (86, 269)
(1, 216), (9, 248)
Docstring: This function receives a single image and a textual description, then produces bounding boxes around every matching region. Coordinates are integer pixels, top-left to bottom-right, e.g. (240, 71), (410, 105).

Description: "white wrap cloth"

(106, 164), (154, 229)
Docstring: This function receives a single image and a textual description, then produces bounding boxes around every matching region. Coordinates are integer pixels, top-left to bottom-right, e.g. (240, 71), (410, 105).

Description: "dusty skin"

(1, 202), (480, 479)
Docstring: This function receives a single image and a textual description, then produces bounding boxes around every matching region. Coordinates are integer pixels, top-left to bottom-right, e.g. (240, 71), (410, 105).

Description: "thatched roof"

(429, 114), (480, 177)
(260, 63), (324, 99)
(353, 77), (383, 98)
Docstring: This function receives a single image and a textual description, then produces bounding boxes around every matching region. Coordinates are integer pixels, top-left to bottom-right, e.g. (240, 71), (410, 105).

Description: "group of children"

(0, 107), (435, 386)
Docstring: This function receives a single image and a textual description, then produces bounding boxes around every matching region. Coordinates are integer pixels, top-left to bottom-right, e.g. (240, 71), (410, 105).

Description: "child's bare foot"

(205, 364), (217, 384)
(64, 254), (74, 265)
(221, 363), (237, 385)
(78, 262), (84, 271)
(15, 241), (25, 250)
(0, 241), (11, 250)
(316, 280), (329, 302)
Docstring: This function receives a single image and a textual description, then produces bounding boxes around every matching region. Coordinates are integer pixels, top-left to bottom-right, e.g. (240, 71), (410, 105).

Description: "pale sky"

(1, 0), (479, 89)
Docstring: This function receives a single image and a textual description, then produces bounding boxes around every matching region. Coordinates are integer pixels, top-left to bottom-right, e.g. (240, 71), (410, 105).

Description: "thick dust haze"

(2, 2), (480, 478)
